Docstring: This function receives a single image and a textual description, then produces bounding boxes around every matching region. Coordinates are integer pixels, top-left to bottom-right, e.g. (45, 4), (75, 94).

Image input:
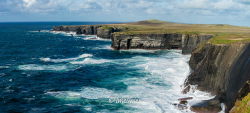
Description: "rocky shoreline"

(53, 25), (122, 39)
(184, 42), (250, 112)
(53, 23), (250, 113)
(53, 25), (213, 54)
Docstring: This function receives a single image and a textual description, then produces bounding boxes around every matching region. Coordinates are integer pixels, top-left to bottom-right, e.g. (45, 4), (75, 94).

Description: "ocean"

(0, 22), (213, 113)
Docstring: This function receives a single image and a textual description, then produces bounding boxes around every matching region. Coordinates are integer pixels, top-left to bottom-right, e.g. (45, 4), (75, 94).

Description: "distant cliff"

(111, 33), (212, 54)
(185, 43), (250, 112)
(53, 25), (213, 54)
(53, 25), (121, 39)
(53, 20), (250, 112)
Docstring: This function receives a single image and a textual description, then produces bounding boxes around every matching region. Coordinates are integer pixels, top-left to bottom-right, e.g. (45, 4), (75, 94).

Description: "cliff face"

(53, 25), (117, 39)
(230, 81), (250, 113)
(111, 33), (212, 54)
(111, 33), (182, 50)
(53, 23), (250, 112)
(185, 43), (250, 112)
(181, 34), (212, 54)
(53, 25), (213, 54)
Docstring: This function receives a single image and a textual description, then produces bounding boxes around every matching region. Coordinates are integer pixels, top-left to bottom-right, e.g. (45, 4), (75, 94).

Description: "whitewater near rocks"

(0, 22), (217, 113)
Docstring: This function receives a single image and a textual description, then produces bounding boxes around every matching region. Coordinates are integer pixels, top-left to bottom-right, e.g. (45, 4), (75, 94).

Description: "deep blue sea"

(0, 22), (212, 113)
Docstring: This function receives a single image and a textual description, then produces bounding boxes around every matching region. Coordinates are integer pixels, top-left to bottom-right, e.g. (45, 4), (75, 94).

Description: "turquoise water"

(0, 22), (211, 113)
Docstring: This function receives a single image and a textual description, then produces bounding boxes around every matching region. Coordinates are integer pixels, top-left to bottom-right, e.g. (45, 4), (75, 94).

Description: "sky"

(1, 0), (250, 26)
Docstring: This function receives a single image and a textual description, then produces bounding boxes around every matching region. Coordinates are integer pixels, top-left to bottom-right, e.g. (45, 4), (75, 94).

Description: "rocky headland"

(53, 20), (250, 113)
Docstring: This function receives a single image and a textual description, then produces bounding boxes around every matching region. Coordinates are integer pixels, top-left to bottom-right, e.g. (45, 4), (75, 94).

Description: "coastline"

(52, 20), (250, 113)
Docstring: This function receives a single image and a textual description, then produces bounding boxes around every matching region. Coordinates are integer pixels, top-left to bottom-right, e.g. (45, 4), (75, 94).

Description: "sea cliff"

(111, 33), (212, 54)
(53, 25), (120, 39)
(53, 20), (250, 112)
(184, 42), (250, 112)
(53, 25), (213, 54)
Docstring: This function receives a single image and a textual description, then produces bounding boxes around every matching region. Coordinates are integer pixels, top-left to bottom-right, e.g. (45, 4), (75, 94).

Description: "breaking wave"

(40, 54), (93, 63)
(83, 36), (111, 41)
(70, 58), (111, 65)
(17, 64), (72, 71)
(46, 50), (214, 113)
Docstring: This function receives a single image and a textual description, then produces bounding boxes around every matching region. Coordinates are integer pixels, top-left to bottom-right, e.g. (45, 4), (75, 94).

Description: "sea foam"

(0, 66), (9, 69)
(40, 54), (93, 63)
(46, 50), (214, 113)
(46, 87), (116, 100)
(17, 64), (71, 71)
(83, 36), (111, 41)
(70, 58), (111, 65)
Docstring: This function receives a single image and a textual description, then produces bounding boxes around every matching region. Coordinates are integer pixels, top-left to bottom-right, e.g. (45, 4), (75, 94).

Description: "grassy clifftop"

(103, 20), (250, 44)
(230, 93), (250, 113)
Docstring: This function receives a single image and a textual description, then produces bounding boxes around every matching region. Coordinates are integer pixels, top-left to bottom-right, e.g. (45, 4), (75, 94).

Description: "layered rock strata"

(53, 24), (250, 112)
(111, 33), (212, 54)
(53, 25), (120, 39)
(53, 25), (213, 54)
(185, 43), (250, 112)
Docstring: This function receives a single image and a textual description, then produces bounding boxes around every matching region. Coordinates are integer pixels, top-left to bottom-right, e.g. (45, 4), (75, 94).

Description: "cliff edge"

(185, 42), (250, 112)
(53, 20), (250, 112)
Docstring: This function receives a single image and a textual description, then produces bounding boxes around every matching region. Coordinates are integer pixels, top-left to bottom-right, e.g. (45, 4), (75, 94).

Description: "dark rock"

(185, 43), (250, 112)
(54, 26), (81, 32)
(97, 27), (114, 39)
(182, 34), (213, 54)
(172, 97), (193, 111)
(111, 33), (212, 54)
(180, 100), (188, 105)
(173, 103), (188, 110)
(53, 25), (212, 54)
(182, 85), (191, 94)
(178, 97), (193, 101)
(52, 25), (117, 39)
(111, 33), (183, 50)
(191, 99), (222, 113)
(236, 80), (250, 100)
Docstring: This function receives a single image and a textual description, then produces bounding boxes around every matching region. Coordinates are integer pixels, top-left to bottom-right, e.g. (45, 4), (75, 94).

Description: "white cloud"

(2, 0), (250, 18)
(179, 0), (209, 9)
(23, 0), (36, 8)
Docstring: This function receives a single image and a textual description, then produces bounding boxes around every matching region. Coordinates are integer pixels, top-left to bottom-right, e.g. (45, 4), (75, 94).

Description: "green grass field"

(104, 20), (250, 44)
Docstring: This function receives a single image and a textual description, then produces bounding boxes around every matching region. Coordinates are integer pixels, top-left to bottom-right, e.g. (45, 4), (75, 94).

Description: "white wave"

(50, 31), (77, 36)
(117, 52), (214, 113)
(29, 30), (50, 33)
(46, 50), (215, 113)
(17, 64), (72, 71)
(70, 58), (110, 65)
(113, 51), (214, 113)
(119, 49), (160, 53)
(46, 87), (116, 100)
(92, 45), (112, 50)
(30, 30), (78, 37)
(83, 36), (111, 41)
(31, 30), (111, 42)
(0, 66), (9, 69)
(40, 54), (93, 63)
(220, 103), (225, 113)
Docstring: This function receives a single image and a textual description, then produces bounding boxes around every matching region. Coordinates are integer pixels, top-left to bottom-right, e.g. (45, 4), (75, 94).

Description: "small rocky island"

(53, 20), (250, 113)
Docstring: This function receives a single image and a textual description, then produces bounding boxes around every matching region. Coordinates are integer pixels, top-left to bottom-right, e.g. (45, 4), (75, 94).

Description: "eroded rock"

(191, 99), (222, 113)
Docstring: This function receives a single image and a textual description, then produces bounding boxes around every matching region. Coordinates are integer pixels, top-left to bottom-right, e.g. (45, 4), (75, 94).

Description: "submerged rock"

(173, 97), (193, 111)
(173, 103), (188, 110)
(178, 97), (193, 101)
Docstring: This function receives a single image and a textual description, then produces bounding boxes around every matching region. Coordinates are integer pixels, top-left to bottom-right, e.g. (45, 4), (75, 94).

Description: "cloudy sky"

(1, 0), (250, 26)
